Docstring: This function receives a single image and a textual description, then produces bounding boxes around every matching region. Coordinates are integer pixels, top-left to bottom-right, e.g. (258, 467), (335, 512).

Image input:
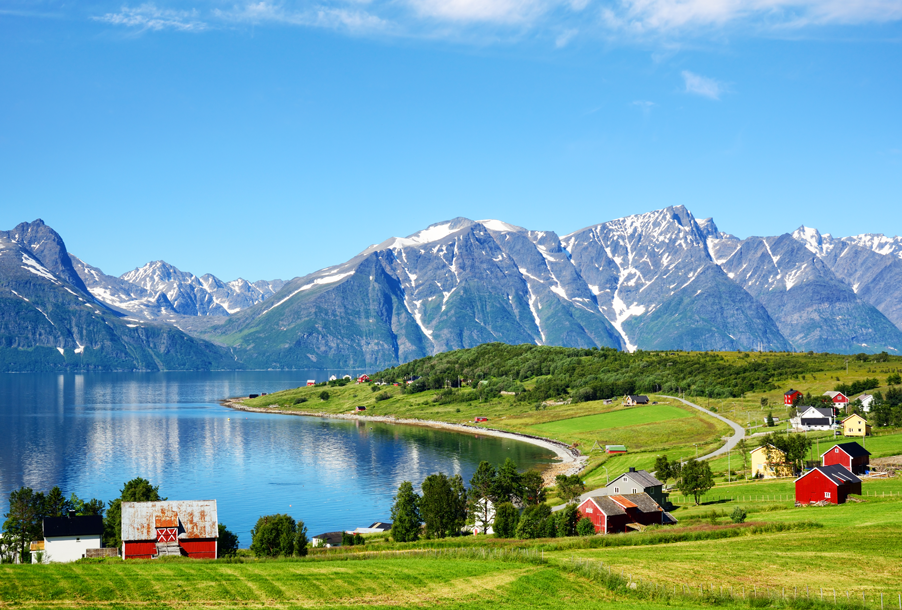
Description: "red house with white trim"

(121, 500), (218, 559)
(821, 442), (870, 475)
(577, 492), (676, 534)
(823, 391), (849, 409)
(795, 465), (861, 505)
(784, 389), (802, 406)
(357, 374), (371, 384)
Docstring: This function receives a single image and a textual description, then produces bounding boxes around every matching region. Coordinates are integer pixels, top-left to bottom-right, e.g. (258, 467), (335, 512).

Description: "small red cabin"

(824, 391), (849, 407)
(474, 417), (488, 423)
(306, 380), (316, 386)
(121, 500), (218, 559)
(795, 465), (861, 505)
(784, 389), (802, 406)
(357, 374), (371, 383)
(821, 442), (870, 475)
(356, 406), (367, 412)
(577, 493), (674, 534)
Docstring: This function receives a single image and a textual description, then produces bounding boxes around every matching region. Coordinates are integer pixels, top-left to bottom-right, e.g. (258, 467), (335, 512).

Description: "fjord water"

(0, 372), (554, 545)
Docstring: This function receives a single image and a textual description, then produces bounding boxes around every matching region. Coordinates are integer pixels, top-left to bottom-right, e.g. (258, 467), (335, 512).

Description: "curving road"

(553, 396), (746, 510)
(659, 395), (746, 461)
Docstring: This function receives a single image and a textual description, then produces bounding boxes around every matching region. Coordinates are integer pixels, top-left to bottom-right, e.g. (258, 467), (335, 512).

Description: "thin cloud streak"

(682, 70), (724, 100)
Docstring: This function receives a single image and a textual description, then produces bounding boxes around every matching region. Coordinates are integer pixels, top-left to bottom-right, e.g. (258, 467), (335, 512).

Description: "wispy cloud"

(681, 70), (725, 100)
(215, 2), (388, 32)
(631, 100), (656, 112)
(93, 3), (207, 31)
(555, 28), (578, 47)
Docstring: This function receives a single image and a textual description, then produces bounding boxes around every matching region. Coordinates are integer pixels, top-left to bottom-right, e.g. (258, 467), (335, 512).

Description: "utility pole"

(728, 449), (731, 483)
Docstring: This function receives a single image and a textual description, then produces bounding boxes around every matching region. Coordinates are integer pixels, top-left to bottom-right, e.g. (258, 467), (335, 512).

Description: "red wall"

(180, 539), (216, 558)
(823, 449), (851, 470)
(124, 541), (157, 559)
(578, 500), (606, 533)
(796, 471), (861, 505)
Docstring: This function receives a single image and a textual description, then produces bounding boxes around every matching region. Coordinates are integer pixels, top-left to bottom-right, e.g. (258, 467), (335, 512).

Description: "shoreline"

(220, 399), (587, 483)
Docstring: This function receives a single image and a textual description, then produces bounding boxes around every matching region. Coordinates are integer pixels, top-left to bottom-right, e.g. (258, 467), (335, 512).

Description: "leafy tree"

(493, 502), (519, 538)
(521, 471), (546, 506)
(467, 461), (497, 534)
(319, 391), (330, 401)
(352, 533), (364, 546)
(576, 517), (595, 536)
(420, 473), (466, 538)
(43, 487), (70, 518)
(516, 504), (552, 539)
(494, 459), (523, 505)
(217, 523), (240, 558)
(766, 412), (775, 427)
(68, 493), (104, 517)
(888, 373), (901, 386)
(555, 503), (580, 538)
(730, 507), (747, 524)
(760, 397), (769, 408)
(390, 481), (421, 542)
(653, 455), (673, 482)
(342, 531), (354, 546)
(104, 478), (165, 549)
(250, 514), (304, 557)
(2, 487), (45, 563)
(677, 459), (714, 505)
(554, 474), (585, 504)
(736, 439), (749, 475)
(761, 432), (812, 473)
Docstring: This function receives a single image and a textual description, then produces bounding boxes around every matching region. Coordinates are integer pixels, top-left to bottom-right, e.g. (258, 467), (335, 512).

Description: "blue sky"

(1, 0), (900, 282)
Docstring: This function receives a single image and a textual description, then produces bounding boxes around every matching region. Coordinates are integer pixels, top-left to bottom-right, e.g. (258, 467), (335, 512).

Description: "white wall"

(44, 535), (102, 563)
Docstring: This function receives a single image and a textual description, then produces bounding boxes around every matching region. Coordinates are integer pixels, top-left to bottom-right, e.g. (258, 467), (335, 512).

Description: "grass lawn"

(528, 405), (692, 436)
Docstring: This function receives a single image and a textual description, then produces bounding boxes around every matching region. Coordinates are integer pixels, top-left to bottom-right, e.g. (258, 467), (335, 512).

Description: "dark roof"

(616, 493), (663, 513)
(313, 531), (344, 545)
(43, 515), (103, 538)
(368, 522), (392, 531)
(626, 395), (649, 402)
(824, 442), (871, 459)
(583, 495), (626, 516)
(801, 418), (831, 427)
(583, 492), (663, 515)
(815, 464), (862, 486)
(609, 469), (663, 489)
(785, 389), (800, 395)
(801, 407), (834, 418)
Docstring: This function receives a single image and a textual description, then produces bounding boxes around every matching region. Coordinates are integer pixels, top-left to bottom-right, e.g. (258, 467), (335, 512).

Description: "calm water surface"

(0, 372), (554, 545)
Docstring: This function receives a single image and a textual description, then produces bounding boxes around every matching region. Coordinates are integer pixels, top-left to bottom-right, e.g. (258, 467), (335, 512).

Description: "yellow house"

(842, 414), (871, 437)
(750, 444), (794, 478)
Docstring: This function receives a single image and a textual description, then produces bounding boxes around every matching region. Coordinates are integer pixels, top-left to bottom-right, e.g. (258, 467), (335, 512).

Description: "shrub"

(374, 392), (391, 402)
(250, 514), (308, 557)
(493, 502), (519, 538)
(217, 523), (240, 558)
(576, 517), (595, 536)
(731, 507), (747, 524)
(371, 385), (379, 392)
(555, 503), (580, 538)
(318, 391), (330, 401)
(293, 397), (308, 405)
(516, 504), (552, 539)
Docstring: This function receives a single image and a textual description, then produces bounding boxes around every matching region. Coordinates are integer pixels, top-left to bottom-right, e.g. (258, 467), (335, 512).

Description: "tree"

(69, 494), (104, 517)
(766, 412), (775, 427)
(576, 517), (595, 536)
(493, 502), (519, 538)
(761, 432), (812, 473)
(250, 514), (303, 557)
(43, 487), (70, 518)
(520, 471), (546, 506)
(736, 439), (749, 476)
(677, 459), (714, 505)
(760, 397), (769, 408)
(390, 481), (421, 542)
(653, 455), (673, 482)
(467, 461), (497, 534)
(217, 523), (240, 558)
(516, 504), (552, 539)
(2, 487), (45, 563)
(420, 473), (466, 538)
(494, 459), (523, 505)
(104, 478), (165, 549)
(319, 391), (330, 401)
(730, 507), (747, 524)
(554, 474), (585, 504)
(888, 373), (901, 386)
(555, 503), (580, 538)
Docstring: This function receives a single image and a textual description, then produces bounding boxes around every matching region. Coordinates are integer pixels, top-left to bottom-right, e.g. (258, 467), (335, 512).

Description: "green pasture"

(528, 404), (691, 436)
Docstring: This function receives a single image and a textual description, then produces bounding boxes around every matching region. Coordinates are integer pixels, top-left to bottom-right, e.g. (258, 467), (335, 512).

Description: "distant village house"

(795, 465), (861, 505)
(623, 395), (649, 406)
(784, 389), (803, 406)
(842, 414), (871, 437)
(750, 444), (794, 478)
(30, 512), (104, 563)
(577, 492), (676, 534)
(822, 442), (870, 475)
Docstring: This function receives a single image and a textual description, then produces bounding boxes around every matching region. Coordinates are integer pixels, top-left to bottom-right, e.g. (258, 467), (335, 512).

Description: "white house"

(790, 406), (836, 431)
(858, 394), (875, 412)
(32, 513), (104, 563)
(328, 375), (337, 381)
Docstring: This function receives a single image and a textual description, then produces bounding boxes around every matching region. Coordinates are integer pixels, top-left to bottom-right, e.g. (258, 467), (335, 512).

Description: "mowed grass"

(528, 405), (692, 437)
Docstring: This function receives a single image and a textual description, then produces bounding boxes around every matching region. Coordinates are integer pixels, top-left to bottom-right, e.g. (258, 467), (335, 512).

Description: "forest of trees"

(374, 343), (871, 402)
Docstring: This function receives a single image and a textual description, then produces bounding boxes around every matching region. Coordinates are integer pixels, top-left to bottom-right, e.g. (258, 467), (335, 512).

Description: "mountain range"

(2, 208), (902, 372)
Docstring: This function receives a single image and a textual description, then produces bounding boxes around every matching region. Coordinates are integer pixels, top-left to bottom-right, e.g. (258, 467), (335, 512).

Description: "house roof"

(368, 522), (392, 531)
(750, 444), (781, 455)
(824, 391), (848, 400)
(821, 442), (871, 459)
(313, 531), (344, 545)
(609, 495), (637, 508)
(800, 407), (834, 418)
(582, 495), (626, 516)
(583, 492), (663, 516)
(121, 501), (218, 541)
(608, 469), (663, 489)
(800, 418), (831, 427)
(43, 515), (104, 538)
(841, 414), (869, 425)
(626, 395), (649, 402)
(784, 389), (801, 396)
(797, 464), (862, 486)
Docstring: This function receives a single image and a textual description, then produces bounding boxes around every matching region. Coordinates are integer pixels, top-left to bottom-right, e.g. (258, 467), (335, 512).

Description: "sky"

(1, 0), (900, 283)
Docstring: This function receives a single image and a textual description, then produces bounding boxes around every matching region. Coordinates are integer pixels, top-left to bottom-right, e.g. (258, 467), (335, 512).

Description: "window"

(825, 492), (831, 499)
(614, 487), (619, 493)
(835, 448), (839, 453)
(586, 507), (593, 513)
(632, 488), (637, 494)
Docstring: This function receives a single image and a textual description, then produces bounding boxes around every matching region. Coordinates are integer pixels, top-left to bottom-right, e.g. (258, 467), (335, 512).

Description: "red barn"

(821, 442), (870, 475)
(121, 500), (218, 559)
(795, 465), (861, 505)
(784, 389), (802, 406)
(577, 493), (675, 534)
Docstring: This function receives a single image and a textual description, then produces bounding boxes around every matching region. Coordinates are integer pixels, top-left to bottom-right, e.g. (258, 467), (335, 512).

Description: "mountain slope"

(0, 224), (237, 372)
